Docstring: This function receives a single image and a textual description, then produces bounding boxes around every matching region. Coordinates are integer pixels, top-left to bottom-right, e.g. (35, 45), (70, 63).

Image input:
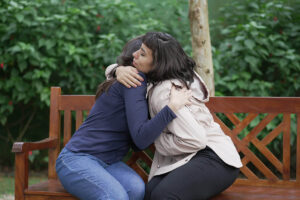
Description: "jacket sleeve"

(105, 64), (118, 80)
(151, 84), (207, 156)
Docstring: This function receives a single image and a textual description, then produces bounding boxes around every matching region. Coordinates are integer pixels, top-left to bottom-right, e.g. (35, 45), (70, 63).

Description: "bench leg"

(15, 152), (28, 200)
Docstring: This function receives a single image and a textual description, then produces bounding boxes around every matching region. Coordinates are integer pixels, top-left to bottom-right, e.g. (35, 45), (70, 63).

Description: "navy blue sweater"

(66, 73), (176, 164)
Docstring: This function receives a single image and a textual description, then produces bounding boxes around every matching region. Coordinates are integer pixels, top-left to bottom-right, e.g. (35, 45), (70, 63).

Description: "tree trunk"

(189, 0), (215, 96)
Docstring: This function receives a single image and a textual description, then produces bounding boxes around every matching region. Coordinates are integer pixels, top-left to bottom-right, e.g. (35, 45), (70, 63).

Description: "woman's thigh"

(147, 151), (239, 200)
(56, 148), (128, 200)
(107, 162), (145, 200)
(144, 175), (165, 200)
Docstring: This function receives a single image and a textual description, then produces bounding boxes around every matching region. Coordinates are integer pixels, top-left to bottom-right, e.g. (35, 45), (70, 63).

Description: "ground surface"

(0, 171), (47, 200)
(0, 194), (13, 200)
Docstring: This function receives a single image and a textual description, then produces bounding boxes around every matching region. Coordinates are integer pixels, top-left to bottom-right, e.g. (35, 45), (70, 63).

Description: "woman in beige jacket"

(109, 32), (242, 200)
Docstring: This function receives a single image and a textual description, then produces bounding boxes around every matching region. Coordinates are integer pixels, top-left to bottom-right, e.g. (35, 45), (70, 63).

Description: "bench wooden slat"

(75, 111), (83, 131)
(283, 114), (291, 180)
(235, 179), (300, 188)
(59, 95), (95, 111)
(241, 143), (279, 181)
(239, 164), (259, 180)
(206, 97), (300, 113)
(211, 184), (300, 200)
(63, 110), (72, 146)
(232, 113), (258, 136)
(212, 112), (280, 181)
(25, 180), (78, 200)
(261, 122), (284, 145)
(251, 137), (283, 174)
(297, 114), (300, 183)
(242, 113), (277, 144)
(225, 113), (240, 126)
(49, 87), (61, 180)
(136, 152), (153, 167)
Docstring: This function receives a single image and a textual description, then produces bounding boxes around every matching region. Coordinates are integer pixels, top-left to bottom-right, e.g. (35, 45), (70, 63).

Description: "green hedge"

(0, 0), (189, 168)
(211, 0), (300, 97)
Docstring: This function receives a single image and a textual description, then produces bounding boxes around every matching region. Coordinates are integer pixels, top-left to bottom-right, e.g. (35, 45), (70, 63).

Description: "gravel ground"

(0, 194), (13, 200)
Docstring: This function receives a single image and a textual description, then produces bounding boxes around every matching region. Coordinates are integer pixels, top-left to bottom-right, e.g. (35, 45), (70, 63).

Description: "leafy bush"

(0, 0), (164, 124)
(0, 0), (188, 168)
(211, 0), (300, 97)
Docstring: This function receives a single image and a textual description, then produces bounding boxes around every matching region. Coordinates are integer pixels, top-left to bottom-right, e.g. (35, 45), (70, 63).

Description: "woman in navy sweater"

(55, 36), (192, 200)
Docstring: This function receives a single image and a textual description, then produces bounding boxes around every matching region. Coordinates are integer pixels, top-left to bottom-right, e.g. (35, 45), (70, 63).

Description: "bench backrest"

(206, 97), (300, 188)
(48, 87), (300, 188)
(48, 87), (95, 179)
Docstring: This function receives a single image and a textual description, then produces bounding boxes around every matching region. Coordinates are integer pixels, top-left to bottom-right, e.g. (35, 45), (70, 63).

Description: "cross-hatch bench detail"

(12, 87), (300, 200)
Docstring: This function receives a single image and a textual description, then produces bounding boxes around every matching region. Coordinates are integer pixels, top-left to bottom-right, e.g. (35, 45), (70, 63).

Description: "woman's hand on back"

(168, 85), (192, 113)
(116, 66), (144, 88)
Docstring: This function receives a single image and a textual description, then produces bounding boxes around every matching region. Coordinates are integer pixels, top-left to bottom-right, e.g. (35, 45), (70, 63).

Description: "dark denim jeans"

(56, 148), (145, 200)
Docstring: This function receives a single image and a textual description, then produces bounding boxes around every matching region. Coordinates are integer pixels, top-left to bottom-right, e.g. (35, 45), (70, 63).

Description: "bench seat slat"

(211, 185), (300, 200)
(25, 179), (300, 200)
(25, 180), (76, 197)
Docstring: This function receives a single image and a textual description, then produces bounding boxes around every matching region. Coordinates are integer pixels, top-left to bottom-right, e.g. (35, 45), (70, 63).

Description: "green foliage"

(211, 0), (300, 96)
(0, 0), (188, 168)
(131, 0), (191, 53)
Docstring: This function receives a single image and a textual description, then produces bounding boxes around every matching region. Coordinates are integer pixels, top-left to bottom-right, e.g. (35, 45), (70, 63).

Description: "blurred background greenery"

(0, 0), (299, 192)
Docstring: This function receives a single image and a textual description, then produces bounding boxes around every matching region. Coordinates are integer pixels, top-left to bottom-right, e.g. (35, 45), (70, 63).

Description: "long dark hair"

(95, 36), (143, 99)
(142, 32), (195, 88)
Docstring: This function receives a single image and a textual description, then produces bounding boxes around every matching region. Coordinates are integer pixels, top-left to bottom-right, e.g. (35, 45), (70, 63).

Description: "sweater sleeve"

(151, 83), (207, 156)
(123, 74), (176, 150)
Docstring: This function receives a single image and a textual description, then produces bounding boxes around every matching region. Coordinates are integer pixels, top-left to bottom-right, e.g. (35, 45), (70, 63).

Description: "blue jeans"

(56, 148), (145, 200)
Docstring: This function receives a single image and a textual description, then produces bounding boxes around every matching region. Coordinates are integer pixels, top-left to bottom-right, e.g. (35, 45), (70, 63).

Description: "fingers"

(122, 72), (143, 88)
(185, 90), (193, 106)
(128, 67), (144, 81)
(119, 77), (138, 88)
(129, 72), (143, 85)
(119, 79), (131, 88)
(168, 86), (193, 113)
(116, 66), (144, 88)
(133, 73), (144, 82)
(174, 86), (193, 105)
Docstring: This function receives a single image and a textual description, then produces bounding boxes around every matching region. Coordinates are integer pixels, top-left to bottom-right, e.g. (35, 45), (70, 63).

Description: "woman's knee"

(127, 176), (145, 200)
(108, 188), (129, 200)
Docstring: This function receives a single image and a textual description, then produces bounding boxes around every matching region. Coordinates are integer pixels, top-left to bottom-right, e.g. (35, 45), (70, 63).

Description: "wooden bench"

(12, 87), (300, 200)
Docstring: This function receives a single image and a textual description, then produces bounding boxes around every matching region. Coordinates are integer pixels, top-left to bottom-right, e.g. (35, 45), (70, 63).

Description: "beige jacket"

(147, 72), (242, 181)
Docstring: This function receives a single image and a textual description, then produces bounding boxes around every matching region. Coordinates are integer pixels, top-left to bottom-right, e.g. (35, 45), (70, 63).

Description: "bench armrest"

(12, 138), (58, 153)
